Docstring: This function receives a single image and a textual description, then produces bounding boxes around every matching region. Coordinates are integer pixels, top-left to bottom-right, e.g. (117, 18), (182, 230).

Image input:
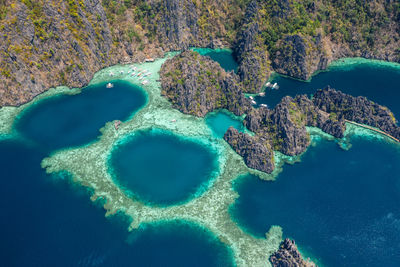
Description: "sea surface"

(231, 137), (400, 266)
(1, 81), (233, 266)
(15, 80), (147, 151)
(109, 129), (219, 206)
(2, 51), (400, 267)
(254, 61), (400, 116)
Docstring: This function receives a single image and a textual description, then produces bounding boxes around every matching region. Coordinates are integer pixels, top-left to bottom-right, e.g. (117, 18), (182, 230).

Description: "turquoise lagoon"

(192, 47), (238, 72)
(108, 129), (219, 205)
(1, 78), (233, 266)
(15, 80), (146, 151)
(206, 110), (244, 138)
(0, 139), (233, 266)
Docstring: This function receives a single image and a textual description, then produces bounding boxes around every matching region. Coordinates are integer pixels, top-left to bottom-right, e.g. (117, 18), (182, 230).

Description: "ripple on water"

(14, 80), (147, 151)
(231, 137), (400, 266)
(108, 129), (219, 206)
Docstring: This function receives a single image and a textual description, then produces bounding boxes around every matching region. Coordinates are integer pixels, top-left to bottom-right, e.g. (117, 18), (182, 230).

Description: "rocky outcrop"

(313, 87), (400, 139)
(224, 127), (275, 173)
(233, 0), (270, 93)
(270, 238), (317, 267)
(160, 50), (251, 117)
(272, 34), (328, 80)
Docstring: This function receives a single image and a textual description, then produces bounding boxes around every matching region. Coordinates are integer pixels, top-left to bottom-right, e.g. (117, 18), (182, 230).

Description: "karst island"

(1, 0), (400, 266)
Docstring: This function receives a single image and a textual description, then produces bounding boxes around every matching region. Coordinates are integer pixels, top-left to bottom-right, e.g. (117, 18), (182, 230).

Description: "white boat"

(109, 71), (114, 77)
(141, 80), (149, 85)
(171, 119), (177, 122)
(266, 82), (271, 87)
(258, 92), (265, 96)
(272, 83), (279, 89)
(120, 70), (124, 74)
(145, 58), (155, 62)
(251, 100), (256, 105)
(260, 104), (268, 108)
(106, 83), (114, 88)
(249, 96), (254, 100)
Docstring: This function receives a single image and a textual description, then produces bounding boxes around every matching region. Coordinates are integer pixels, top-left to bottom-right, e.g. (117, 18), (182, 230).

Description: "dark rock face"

(234, 0), (270, 93)
(313, 87), (400, 139)
(160, 50), (251, 117)
(270, 238), (317, 267)
(272, 34), (328, 80)
(244, 96), (314, 156)
(152, 0), (199, 50)
(223, 127), (275, 173)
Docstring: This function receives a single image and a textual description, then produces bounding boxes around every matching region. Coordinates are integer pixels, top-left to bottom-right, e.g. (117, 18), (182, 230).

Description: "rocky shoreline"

(1, 0), (399, 106)
(270, 238), (317, 267)
(160, 51), (400, 176)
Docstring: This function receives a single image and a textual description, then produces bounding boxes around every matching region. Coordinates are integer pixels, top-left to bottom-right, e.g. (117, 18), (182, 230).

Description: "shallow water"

(192, 48), (238, 73)
(109, 129), (218, 205)
(255, 61), (400, 116)
(206, 110), (244, 138)
(15, 80), (146, 151)
(0, 139), (233, 266)
(231, 137), (400, 266)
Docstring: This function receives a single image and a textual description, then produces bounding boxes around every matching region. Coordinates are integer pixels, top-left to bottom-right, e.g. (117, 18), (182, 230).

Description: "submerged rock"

(160, 50), (251, 117)
(270, 238), (317, 267)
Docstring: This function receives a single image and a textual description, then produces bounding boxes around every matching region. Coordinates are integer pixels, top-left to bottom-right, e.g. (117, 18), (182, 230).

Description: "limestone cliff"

(160, 50), (251, 117)
(270, 238), (317, 267)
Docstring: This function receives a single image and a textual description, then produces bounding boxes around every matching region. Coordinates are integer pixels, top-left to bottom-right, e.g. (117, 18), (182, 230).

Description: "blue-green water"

(0, 140), (233, 266)
(15, 80), (146, 151)
(206, 110), (244, 138)
(192, 48), (238, 73)
(255, 61), (400, 116)
(109, 129), (218, 205)
(2, 80), (233, 266)
(232, 137), (400, 266)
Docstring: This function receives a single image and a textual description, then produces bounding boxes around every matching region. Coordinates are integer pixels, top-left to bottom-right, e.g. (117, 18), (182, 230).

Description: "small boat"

(260, 104), (268, 108)
(106, 83), (114, 88)
(266, 82), (271, 87)
(109, 71), (114, 77)
(251, 100), (256, 105)
(272, 83), (279, 89)
(141, 80), (149, 85)
(120, 70), (124, 74)
(171, 119), (177, 123)
(258, 92), (265, 96)
(132, 67), (137, 71)
(249, 96), (254, 100)
(145, 58), (155, 62)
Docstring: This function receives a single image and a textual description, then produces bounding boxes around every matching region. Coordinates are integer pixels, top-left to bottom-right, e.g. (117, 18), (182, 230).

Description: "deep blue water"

(255, 62), (400, 116)
(192, 48), (238, 73)
(0, 137), (233, 267)
(15, 80), (147, 151)
(206, 110), (244, 138)
(109, 129), (218, 205)
(231, 137), (400, 266)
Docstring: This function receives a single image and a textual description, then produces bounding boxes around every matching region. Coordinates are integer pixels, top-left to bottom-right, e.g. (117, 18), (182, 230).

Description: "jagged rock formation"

(160, 50), (251, 117)
(224, 127), (274, 173)
(270, 238), (317, 267)
(1, 0), (400, 106)
(313, 87), (400, 139)
(159, 50), (399, 173)
(233, 0), (270, 93)
(272, 34), (328, 80)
